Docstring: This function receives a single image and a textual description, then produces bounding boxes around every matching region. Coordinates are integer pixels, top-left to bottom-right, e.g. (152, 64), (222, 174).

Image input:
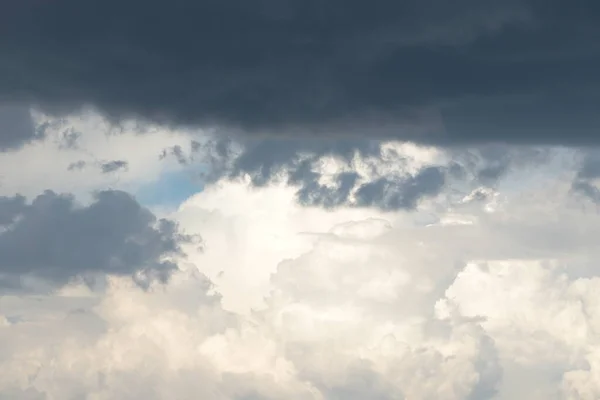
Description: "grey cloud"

(467, 334), (503, 400)
(197, 137), (447, 210)
(0, 388), (45, 400)
(196, 137), (549, 210)
(0, 195), (26, 225)
(296, 172), (359, 209)
(0, 104), (38, 150)
(67, 160), (129, 174)
(56, 127), (81, 150)
(355, 166), (446, 210)
(99, 160), (128, 174)
(1, 1), (599, 146)
(191, 140), (202, 153)
(576, 152), (600, 180)
(451, 145), (551, 185)
(160, 144), (189, 165)
(572, 180), (600, 203)
(67, 160), (86, 171)
(571, 151), (600, 202)
(229, 139), (381, 185)
(0, 190), (191, 290)
(315, 364), (397, 400)
(295, 167), (447, 210)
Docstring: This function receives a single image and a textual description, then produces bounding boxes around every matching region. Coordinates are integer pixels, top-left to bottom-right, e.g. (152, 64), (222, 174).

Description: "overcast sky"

(1, 1), (600, 399)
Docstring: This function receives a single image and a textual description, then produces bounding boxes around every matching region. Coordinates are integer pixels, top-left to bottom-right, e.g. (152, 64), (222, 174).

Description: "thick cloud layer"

(0, 189), (189, 290)
(1, 0), (600, 145)
(2, 169), (600, 398)
(2, 7), (600, 396)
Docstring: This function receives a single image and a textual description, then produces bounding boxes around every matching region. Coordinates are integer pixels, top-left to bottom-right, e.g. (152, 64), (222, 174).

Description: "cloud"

(175, 169), (600, 398)
(0, 106), (556, 215)
(1, 1), (599, 145)
(188, 135), (558, 211)
(2, 165), (600, 397)
(68, 159), (130, 174)
(0, 32), (598, 396)
(67, 159), (87, 171)
(0, 189), (191, 290)
(353, 166), (445, 209)
(100, 160), (128, 174)
(0, 220), (500, 399)
(0, 104), (38, 150)
(441, 260), (600, 399)
(0, 269), (317, 399)
(190, 137), (453, 210)
(570, 150), (600, 204)
(0, 110), (194, 199)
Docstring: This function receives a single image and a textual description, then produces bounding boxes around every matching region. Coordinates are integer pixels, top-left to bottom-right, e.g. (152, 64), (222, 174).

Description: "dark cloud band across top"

(1, 0), (599, 146)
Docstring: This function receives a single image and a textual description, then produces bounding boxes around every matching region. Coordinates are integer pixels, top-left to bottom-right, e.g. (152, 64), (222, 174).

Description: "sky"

(1, 1), (600, 399)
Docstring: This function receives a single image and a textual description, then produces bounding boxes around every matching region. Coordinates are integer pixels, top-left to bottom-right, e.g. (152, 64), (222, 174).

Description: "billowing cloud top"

(1, 0), (600, 146)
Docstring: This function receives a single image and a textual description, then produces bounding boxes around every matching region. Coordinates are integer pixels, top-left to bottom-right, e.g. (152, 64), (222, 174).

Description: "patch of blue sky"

(497, 147), (578, 195)
(135, 167), (205, 209)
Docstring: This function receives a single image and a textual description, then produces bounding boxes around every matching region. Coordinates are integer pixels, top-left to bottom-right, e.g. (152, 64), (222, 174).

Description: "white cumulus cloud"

(1, 154), (599, 399)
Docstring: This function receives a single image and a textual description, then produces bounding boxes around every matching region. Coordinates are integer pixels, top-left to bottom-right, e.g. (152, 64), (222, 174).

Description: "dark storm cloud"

(193, 137), (447, 210)
(354, 166), (446, 210)
(186, 136), (382, 185)
(192, 136), (551, 210)
(295, 167), (447, 210)
(0, 104), (38, 150)
(1, 0), (599, 146)
(228, 138), (381, 185)
(0, 190), (191, 290)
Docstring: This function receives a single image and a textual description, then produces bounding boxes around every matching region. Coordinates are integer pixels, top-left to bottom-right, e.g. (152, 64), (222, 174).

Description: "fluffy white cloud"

(1, 152), (599, 399)
(0, 108), (598, 399)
